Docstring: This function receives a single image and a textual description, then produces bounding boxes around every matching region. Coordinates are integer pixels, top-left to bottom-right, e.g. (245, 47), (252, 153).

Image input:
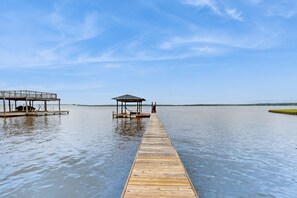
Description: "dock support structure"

(3, 97), (6, 117)
(121, 114), (198, 197)
(116, 101), (119, 115)
(8, 100), (11, 112)
(58, 99), (61, 114)
(25, 98), (28, 114)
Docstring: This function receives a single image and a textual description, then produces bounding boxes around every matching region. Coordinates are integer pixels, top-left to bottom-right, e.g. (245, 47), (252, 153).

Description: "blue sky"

(0, 0), (297, 104)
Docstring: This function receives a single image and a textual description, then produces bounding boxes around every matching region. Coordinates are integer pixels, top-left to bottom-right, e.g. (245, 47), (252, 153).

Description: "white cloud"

(159, 29), (278, 51)
(183, 0), (244, 21)
(226, 8), (244, 21)
(38, 11), (101, 61)
(183, 0), (221, 15)
(0, 8), (102, 68)
(191, 46), (218, 53)
(248, 0), (297, 18)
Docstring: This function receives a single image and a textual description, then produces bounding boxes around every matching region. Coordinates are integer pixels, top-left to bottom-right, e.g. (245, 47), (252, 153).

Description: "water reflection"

(1, 115), (61, 136)
(113, 118), (145, 137)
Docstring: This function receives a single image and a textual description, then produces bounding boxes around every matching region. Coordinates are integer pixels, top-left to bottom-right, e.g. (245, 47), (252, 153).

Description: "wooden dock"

(0, 111), (69, 117)
(113, 112), (151, 118)
(122, 113), (198, 198)
(1, 90), (68, 117)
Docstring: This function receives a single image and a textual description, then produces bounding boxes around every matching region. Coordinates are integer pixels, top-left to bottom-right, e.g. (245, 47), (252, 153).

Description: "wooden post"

(3, 97), (6, 117)
(58, 99), (61, 114)
(44, 101), (47, 112)
(8, 100), (11, 112)
(151, 102), (153, 113)
(25, 98), (28, 114)
(116, 101), (118, 115)
(136, 102), (138, 114)
(137, 102), (139, 114)
(125, 102), (126, 113)
(15, 100), (17, 110)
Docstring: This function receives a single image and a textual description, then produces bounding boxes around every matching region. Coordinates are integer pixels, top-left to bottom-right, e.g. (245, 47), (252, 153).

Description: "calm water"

(1, 106), (297, 197)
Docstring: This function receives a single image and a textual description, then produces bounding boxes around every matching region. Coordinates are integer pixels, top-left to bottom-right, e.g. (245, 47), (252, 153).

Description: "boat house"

(0, 90), (69, 117)
(112, 94), (150, 118)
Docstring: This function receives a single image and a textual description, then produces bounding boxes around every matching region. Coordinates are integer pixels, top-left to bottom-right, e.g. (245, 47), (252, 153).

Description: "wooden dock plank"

(122, 113), (198, 198)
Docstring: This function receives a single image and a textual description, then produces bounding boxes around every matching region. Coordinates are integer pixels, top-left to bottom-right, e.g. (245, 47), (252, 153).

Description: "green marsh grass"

(268, 109), (297, 115)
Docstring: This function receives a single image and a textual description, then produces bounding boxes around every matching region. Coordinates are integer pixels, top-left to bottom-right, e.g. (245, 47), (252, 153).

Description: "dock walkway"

(0, 111), (69, 117)
(122, 113), (198, 198)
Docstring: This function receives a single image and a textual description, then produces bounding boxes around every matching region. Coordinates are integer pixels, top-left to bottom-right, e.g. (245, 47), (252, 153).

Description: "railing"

(0, 90), (57, 100)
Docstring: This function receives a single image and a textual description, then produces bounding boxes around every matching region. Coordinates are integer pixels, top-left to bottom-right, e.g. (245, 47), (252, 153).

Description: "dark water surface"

(1, 106), (297, 197)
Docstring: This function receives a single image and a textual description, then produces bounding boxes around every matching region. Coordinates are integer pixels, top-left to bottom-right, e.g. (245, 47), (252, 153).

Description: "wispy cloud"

(0, 4), (102, 68)
(0, 0), (292, 69)
(248, 0), (297, 18)
(37, 10), (101, 62)
(225, 8), (244, 21)
(159, 28), (278, 52)
(183, 0), (221, 15)
(191, 46), (219, 53)
(183, 0), (244, 21)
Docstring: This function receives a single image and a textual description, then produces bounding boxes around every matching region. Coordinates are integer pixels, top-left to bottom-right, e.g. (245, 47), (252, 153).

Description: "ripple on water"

(1, 106), (297, 197)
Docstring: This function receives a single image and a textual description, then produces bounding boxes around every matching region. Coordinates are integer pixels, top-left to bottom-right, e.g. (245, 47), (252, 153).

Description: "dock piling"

(3, 97), (6, 117)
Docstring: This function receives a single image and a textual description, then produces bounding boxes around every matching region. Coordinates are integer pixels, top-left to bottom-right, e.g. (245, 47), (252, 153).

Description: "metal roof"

(112, 94), (145, 102)
(0, 90), (59, 101)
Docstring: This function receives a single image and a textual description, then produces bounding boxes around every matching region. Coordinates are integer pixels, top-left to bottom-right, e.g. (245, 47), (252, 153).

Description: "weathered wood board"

(122, 113), (198, 198)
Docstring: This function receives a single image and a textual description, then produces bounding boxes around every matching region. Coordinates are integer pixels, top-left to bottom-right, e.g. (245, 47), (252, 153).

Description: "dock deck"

(113, 112), (151, 118)
(122, 113), (198, 198)
(0, 111), (69, 117)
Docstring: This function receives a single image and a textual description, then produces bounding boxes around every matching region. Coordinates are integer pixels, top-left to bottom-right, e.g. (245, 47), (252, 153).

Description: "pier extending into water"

(122, 113), (198, 197)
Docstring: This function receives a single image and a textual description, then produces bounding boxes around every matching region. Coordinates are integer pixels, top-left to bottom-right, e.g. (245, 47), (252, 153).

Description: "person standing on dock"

(151, 102), (157, 113)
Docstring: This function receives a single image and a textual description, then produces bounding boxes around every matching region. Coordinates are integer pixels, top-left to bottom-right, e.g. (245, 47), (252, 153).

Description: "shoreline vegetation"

(268, 109), (297, 115)
(74, 103), (297, 107)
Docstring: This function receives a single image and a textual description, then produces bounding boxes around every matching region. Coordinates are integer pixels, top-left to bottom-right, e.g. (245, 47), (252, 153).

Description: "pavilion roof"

(0, 90), (59, 101)
(112, 94), (145, 102)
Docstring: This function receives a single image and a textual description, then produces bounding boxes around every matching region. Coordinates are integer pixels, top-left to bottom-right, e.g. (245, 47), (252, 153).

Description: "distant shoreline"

(73, 103), (297, 107)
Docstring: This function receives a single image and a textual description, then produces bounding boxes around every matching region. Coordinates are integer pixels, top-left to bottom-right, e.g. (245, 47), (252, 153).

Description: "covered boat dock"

(112, 94), (150, 118)
(0, 90), (69, 117)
